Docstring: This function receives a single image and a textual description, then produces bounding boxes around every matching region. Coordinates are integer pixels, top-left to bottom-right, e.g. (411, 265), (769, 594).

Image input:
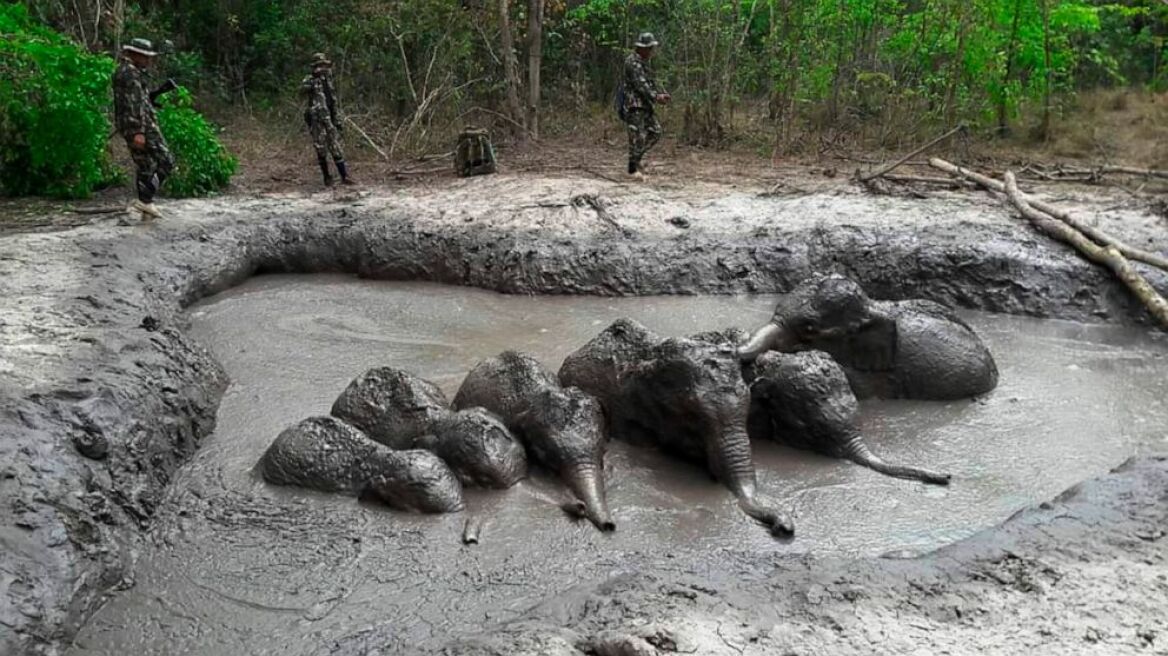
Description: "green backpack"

(455, 127), (497, 177)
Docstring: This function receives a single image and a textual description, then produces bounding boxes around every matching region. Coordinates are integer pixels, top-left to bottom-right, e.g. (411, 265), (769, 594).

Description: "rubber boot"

(336, 159), (355, 185)
(318, 154), (334, 187)
(627, 159), (644, 181)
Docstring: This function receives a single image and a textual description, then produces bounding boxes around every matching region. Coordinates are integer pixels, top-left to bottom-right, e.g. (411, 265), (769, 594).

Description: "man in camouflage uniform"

(621, 32), (670, 180)
(113, 38), (175, 220)
(301, 53), (353, 186)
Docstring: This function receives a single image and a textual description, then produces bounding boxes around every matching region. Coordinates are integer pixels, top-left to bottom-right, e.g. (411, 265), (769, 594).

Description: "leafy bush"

(157, 87), (237, 196)
(0, 5), (236, 198)
(0, 4), (118, 198)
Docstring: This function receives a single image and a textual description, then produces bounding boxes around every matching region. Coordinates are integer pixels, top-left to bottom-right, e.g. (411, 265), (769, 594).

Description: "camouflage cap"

(634, 32), (659, 48)
(122, 38), (158, 57)
(310, 52), (332, 68)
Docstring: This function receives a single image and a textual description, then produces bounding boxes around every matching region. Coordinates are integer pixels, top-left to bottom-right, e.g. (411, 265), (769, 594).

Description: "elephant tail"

(841, 435), (951, 485)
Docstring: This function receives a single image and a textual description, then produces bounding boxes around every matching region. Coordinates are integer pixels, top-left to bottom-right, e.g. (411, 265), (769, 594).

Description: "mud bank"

(66, 277), (1168, 655)
(0, 176), (1165, 654)
(419, 454), (1168, 656)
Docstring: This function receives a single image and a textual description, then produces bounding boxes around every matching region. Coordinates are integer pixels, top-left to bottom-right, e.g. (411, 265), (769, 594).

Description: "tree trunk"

(498, 0), (526, 139)
(526, 0), (544, 140)
(1039, 0), (1053, 141)
(997, 0), (1023, 136)
(944, 4), (970, 128)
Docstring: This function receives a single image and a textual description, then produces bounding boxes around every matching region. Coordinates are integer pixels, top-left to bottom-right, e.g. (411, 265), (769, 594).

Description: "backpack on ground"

(455, 127), (497, 177)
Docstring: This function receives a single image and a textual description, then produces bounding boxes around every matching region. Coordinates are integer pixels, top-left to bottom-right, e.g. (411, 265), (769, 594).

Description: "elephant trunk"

(563, 461), (615, 532)
(737, 322), (796, 362)
(712, 428), (795, 536)
(840, 435), (951, 485)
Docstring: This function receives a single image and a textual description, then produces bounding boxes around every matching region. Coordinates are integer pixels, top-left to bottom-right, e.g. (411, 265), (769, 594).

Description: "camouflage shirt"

(623, 52), (661, 112)
(113, 59), (158, 140)
(301, 72), (339, 124)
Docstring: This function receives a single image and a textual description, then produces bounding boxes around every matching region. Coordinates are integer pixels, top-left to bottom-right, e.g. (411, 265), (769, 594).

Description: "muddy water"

(69, 275), (1168, 655)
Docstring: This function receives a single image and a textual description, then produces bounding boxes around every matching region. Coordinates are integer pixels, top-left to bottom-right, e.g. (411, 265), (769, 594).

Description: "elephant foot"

(738, 496), (795, 537)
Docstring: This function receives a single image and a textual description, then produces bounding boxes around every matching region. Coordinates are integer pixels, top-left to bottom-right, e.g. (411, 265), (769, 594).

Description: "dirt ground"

(1, 147), (1166, 655)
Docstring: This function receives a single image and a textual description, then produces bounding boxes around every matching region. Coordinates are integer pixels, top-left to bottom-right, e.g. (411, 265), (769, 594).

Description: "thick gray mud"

(3, 177), (1166, 655)
(66, 276), (1168, 655)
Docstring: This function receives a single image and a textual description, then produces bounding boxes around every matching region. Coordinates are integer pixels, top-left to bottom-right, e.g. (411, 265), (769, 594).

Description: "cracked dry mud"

(1, 174), (1166, 656)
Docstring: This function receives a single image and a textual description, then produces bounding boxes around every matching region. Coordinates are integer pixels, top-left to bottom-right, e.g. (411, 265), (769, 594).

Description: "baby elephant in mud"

(747, 351), (951, 485)
(333, 366), (528, 489)
(739, 275), (998, 400)
(258, 416), (465, 513)
(453, 351), (615, 532)
(560, 319), (794, 537)
(416, 408), (528, 489)
(331, 366), (450, 449)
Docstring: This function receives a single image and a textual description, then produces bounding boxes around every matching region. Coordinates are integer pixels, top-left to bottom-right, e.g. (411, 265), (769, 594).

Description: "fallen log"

(1050, 165), (1168, 181)
(858, 125), (964, 183)
(1002, 171), (1168, 329)
(883, 174), (975, 188)
(343, 117), (390, 161)
(929, 158), (1168, 272)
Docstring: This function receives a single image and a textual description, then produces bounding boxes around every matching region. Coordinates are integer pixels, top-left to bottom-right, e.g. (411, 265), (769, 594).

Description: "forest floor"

(4, 129), (1168, 237)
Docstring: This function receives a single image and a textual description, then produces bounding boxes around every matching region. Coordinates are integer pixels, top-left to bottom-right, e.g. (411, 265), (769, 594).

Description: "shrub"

(157, 87), (237, 196)
(0, 4), (118, 198)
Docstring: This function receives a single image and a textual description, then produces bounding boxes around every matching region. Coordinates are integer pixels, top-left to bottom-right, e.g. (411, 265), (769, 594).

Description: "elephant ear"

(845, 314), (897, 372)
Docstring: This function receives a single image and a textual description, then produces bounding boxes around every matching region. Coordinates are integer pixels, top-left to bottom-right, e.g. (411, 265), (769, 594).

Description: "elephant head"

(748, 351), (950, 485)
(617, 337), (794, 536)
(453, 351), (615, 532)
(738, 275), (893, 367)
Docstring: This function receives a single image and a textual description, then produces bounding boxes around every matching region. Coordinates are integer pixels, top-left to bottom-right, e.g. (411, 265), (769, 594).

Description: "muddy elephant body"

(258, 416), (465, 513)
(331, 366), (450, 448)
(452, 351), (614, 531)
(560, 319), (793, 536)
(419, 408), (528, 489)
(739, 275), (998, 400)
(747, 351), (950, 484)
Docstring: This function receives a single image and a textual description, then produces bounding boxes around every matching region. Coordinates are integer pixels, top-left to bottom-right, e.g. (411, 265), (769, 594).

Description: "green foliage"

(157, 87), (238, 197)
(16, 0), (1168, 155)
(0, 4), (117, 198)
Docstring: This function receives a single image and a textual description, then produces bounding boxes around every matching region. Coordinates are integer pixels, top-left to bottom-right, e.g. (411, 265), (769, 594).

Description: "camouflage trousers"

(309, 113), (345, 162)
(127, 130), (175, 203)
(625, 108), (661, 171)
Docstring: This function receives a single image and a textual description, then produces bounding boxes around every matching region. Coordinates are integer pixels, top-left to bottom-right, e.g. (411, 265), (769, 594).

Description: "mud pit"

(2, 176), (1166, 655)
(66, 276), (1168, 655)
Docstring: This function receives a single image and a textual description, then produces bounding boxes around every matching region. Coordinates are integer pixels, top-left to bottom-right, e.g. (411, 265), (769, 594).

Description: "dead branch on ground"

(343, 117), (389, 161)
(1002, 171), (1168, 329)
(929, 158), (1168, 272)
(571, 193), (633, 237)
(857, 125), (965, 183)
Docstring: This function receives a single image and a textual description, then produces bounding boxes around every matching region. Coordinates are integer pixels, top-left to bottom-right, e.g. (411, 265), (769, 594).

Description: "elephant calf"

(739, 275), (998, 400)
(332, 366), (527, 489)
(747, 351), (951, 485)
(453, 351), (615, 532)
(331, 366), (450, 449)
(417, 408), (528, 489)
(561, 319), (794, 537)
(258, 416), (465, 513)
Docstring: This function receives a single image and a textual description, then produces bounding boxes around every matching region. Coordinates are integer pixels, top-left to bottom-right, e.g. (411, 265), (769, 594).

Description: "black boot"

(318, 154), (334, 187)
(628, 159), (637, 174)
(335, 159), (354, 185)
